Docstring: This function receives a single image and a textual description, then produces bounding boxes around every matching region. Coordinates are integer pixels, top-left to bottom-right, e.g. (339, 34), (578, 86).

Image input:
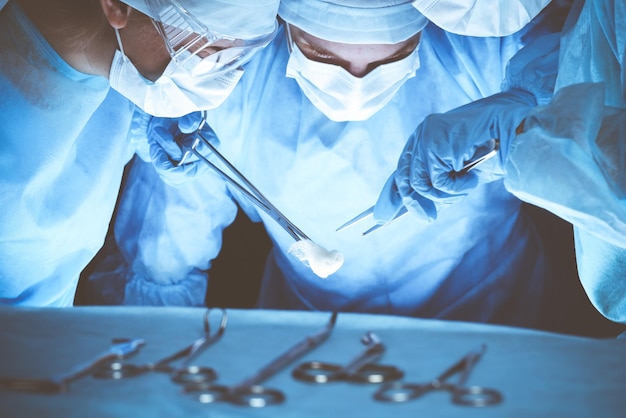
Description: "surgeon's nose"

(343, 62), (370, 78)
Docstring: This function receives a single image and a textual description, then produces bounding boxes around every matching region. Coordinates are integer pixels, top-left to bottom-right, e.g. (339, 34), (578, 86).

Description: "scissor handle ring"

(292, 361), (343, 383)
(373, 381), (426, 403)
(183, 382), (230, 404)
(91, 362), (148, 380)
(170, 365), (218, 384)
(228, 385), (286, 408)
(452, 385), (503, 407)
(348, 363), (405, 384)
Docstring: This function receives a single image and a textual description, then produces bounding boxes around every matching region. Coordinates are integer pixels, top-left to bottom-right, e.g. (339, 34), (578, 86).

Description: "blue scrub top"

(0, 2), (134, 306)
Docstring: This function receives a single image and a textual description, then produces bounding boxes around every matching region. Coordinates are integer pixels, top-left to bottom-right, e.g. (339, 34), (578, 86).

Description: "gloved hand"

(147, 112), (213, 187)
(374, 89), (536, 223)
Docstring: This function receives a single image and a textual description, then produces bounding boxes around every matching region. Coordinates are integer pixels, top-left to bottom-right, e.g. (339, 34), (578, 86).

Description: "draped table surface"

(0, 306), (624, 418)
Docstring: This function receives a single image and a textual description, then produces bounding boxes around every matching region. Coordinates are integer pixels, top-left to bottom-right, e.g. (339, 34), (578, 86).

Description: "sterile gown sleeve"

(504, 0), (626, 323)
(112, 147), (238, 306)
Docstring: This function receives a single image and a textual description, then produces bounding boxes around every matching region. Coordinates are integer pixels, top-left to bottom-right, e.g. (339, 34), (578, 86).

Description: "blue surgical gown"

(0, 2), (134, 306)
(115, 22), (551, 325)
(505, 0), (626, 323)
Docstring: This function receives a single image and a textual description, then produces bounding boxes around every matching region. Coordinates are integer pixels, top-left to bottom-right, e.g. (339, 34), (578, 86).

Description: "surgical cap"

(121, 0), (280, 39)
(412, 0), (551, 37)
(278, 0), (429, 44)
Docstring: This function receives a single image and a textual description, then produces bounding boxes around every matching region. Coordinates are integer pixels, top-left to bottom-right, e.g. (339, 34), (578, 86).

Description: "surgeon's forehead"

(289, 25), (420, 50)
(290, 25), (420, 59)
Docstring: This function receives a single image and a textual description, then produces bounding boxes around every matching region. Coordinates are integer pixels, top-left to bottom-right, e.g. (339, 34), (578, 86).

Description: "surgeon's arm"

(112, 151), (238, 306)
(504, 83), (626, 324)
(505, 83), (626, 249)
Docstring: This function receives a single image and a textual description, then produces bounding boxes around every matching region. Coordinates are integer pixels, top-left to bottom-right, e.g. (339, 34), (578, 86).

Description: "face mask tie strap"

(114, 28), (129, 62)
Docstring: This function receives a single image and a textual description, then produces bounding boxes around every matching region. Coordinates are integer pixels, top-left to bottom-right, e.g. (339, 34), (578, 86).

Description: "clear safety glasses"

(147, 0), (277, 78)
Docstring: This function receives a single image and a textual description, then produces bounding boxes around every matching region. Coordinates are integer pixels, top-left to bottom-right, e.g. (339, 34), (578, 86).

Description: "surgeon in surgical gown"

(374, 0), (625, 325)
(111, 0), (569, 326)
(0, 0), (279, 306)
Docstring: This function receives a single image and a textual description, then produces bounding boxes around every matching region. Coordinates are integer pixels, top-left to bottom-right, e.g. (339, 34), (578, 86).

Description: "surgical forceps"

(183, 312), (338, 408)
(292, 331), (404, 384)
(92, 309), (227, 384)
(176, 114), (310, 243)
(373, 344), (503, 407)
(0, 338), (145, 394)
(337, 139), (500, 236)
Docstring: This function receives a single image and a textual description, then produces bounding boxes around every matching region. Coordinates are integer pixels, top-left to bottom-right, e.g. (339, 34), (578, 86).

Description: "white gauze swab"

(288, 239), (344, 279)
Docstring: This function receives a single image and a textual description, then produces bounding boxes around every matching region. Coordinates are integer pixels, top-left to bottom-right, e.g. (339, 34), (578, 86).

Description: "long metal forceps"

(373, 344), (503, 407)
(184, 312), (338, 408)
(93, 309), (227, 385)
(176, 115), (310, 243)
(0, 338), (145, 394)
(337, 139), (500, 236)
(292, 331), (404, 384)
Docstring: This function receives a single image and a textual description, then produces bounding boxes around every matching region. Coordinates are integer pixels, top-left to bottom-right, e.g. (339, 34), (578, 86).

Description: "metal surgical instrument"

(292, 331), (404, 384)
(183, 312), (338, 408)
(92, 309), (227, 385)
(337, 139), (500, 236)
(373, 344), (503, 407)
(176, 114), (310, 243)
(0, 338), (145, 394)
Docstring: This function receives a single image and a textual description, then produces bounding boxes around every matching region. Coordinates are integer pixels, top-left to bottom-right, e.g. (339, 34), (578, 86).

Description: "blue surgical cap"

(278, 0), (429, 44)
(122, 0), (280, 40)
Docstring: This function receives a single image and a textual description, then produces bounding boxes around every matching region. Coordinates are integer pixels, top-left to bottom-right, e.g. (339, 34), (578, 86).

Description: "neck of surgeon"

(16, 0), (170, 81)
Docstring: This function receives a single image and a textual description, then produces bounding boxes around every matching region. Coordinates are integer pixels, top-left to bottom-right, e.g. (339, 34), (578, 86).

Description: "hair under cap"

(279, 0), (429, 44)
(121, 0), (280, 39)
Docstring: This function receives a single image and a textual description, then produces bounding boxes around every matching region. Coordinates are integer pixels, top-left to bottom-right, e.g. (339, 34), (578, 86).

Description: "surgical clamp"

(183, 312), (338, 408)
(292, 331), (404, 384)
(373, 344), (503, 407)
(176, 114), (311, 243)
(0, 338), (145, 393)
(92, 308), (227, 385)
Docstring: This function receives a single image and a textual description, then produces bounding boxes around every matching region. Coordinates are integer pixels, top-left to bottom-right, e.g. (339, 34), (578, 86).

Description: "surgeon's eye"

(298, 44), (344, 66)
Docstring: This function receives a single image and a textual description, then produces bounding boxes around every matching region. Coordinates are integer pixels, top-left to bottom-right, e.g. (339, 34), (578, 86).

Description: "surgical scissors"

(373, 344), (503, 407)
(92, 309), (227, 385)
(337, 139), (500, 236)
(292, 331), (404, 384)
(0, 338), (145, 394)
(176, 114), (311, 243)
(183, 312), (338, 408)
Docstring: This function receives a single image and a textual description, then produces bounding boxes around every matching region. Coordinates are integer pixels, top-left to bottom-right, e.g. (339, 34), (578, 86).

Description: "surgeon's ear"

(99, 0), (132, 29)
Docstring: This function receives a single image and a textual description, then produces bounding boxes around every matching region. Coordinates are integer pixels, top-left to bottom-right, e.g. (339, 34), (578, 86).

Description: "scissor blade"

(336, 206), (374, 232)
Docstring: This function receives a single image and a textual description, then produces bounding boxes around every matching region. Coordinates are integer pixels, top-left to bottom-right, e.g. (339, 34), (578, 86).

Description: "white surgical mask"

(285, 40), (421, 122)
(109, 29), (244, 118)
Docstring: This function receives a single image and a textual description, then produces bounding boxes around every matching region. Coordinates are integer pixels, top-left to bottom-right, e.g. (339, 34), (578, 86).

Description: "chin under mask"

(286, 43), (420, 122)
(109, 30), (243, 118)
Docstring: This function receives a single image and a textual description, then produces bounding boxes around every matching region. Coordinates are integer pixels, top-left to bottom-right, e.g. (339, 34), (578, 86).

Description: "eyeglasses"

(147, 0), (277, 78)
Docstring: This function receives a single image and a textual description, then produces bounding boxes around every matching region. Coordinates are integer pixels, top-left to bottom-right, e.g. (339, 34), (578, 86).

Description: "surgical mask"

(109, 29), (244, 118)
(285, 35), (421, 122)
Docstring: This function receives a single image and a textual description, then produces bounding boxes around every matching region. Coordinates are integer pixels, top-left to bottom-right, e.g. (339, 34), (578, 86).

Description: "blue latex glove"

(148, 112), (212, 187)
(374, 90), (536, 223)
